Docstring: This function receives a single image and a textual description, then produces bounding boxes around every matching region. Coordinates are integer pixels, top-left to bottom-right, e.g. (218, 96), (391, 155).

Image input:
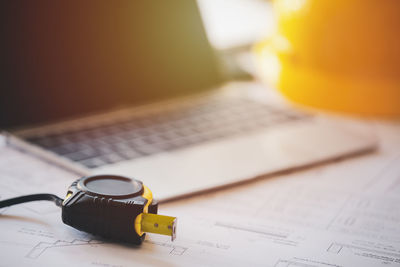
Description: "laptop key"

(100, 153), (126, 164)
(49, 146), (74, 155)
(79, 157), (107, 168)
(117, 149), (143, 160)
(48, 143), (88, 155)
(135, 145), (162, 156)
(63, 148), (98, 161)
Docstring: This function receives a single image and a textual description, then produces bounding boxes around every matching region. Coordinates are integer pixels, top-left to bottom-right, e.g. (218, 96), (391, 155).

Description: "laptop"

(1, 0), (376, 201)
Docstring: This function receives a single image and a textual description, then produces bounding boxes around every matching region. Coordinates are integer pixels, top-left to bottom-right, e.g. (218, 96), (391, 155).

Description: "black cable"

(0, 194), (63, 209)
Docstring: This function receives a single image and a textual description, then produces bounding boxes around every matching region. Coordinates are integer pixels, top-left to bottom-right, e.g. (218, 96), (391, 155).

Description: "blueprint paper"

(0, 126), (400, 267)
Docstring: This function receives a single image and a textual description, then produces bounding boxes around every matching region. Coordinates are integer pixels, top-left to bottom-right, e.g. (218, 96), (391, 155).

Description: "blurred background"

(2, 0), (399, 125)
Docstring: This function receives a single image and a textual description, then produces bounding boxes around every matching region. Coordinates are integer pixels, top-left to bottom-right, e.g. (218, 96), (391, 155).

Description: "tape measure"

(0, 175), (177, 244)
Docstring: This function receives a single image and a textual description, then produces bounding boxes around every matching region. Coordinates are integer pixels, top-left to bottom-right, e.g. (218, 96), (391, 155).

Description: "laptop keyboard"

(26, 97), (309, 168)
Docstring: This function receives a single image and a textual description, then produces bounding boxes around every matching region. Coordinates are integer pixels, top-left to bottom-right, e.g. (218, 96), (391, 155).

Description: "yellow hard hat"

(255, 0), (400, 117)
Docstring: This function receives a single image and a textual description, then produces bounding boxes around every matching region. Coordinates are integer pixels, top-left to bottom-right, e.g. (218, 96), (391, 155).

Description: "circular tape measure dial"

(78, 175), (144, 198)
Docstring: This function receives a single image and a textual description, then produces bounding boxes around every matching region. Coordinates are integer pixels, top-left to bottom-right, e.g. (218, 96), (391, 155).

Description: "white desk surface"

(1, 120), (399, 266)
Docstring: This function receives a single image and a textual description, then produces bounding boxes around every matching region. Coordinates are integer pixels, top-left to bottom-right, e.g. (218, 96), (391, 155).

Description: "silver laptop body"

(1, 1), (376, 201)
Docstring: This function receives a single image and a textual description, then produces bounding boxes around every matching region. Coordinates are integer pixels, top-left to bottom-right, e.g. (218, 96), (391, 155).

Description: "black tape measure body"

(62, 175), (158, 244)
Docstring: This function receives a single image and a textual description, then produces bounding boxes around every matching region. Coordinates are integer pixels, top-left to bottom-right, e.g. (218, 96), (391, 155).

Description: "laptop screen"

(0, 0), (222, 129)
